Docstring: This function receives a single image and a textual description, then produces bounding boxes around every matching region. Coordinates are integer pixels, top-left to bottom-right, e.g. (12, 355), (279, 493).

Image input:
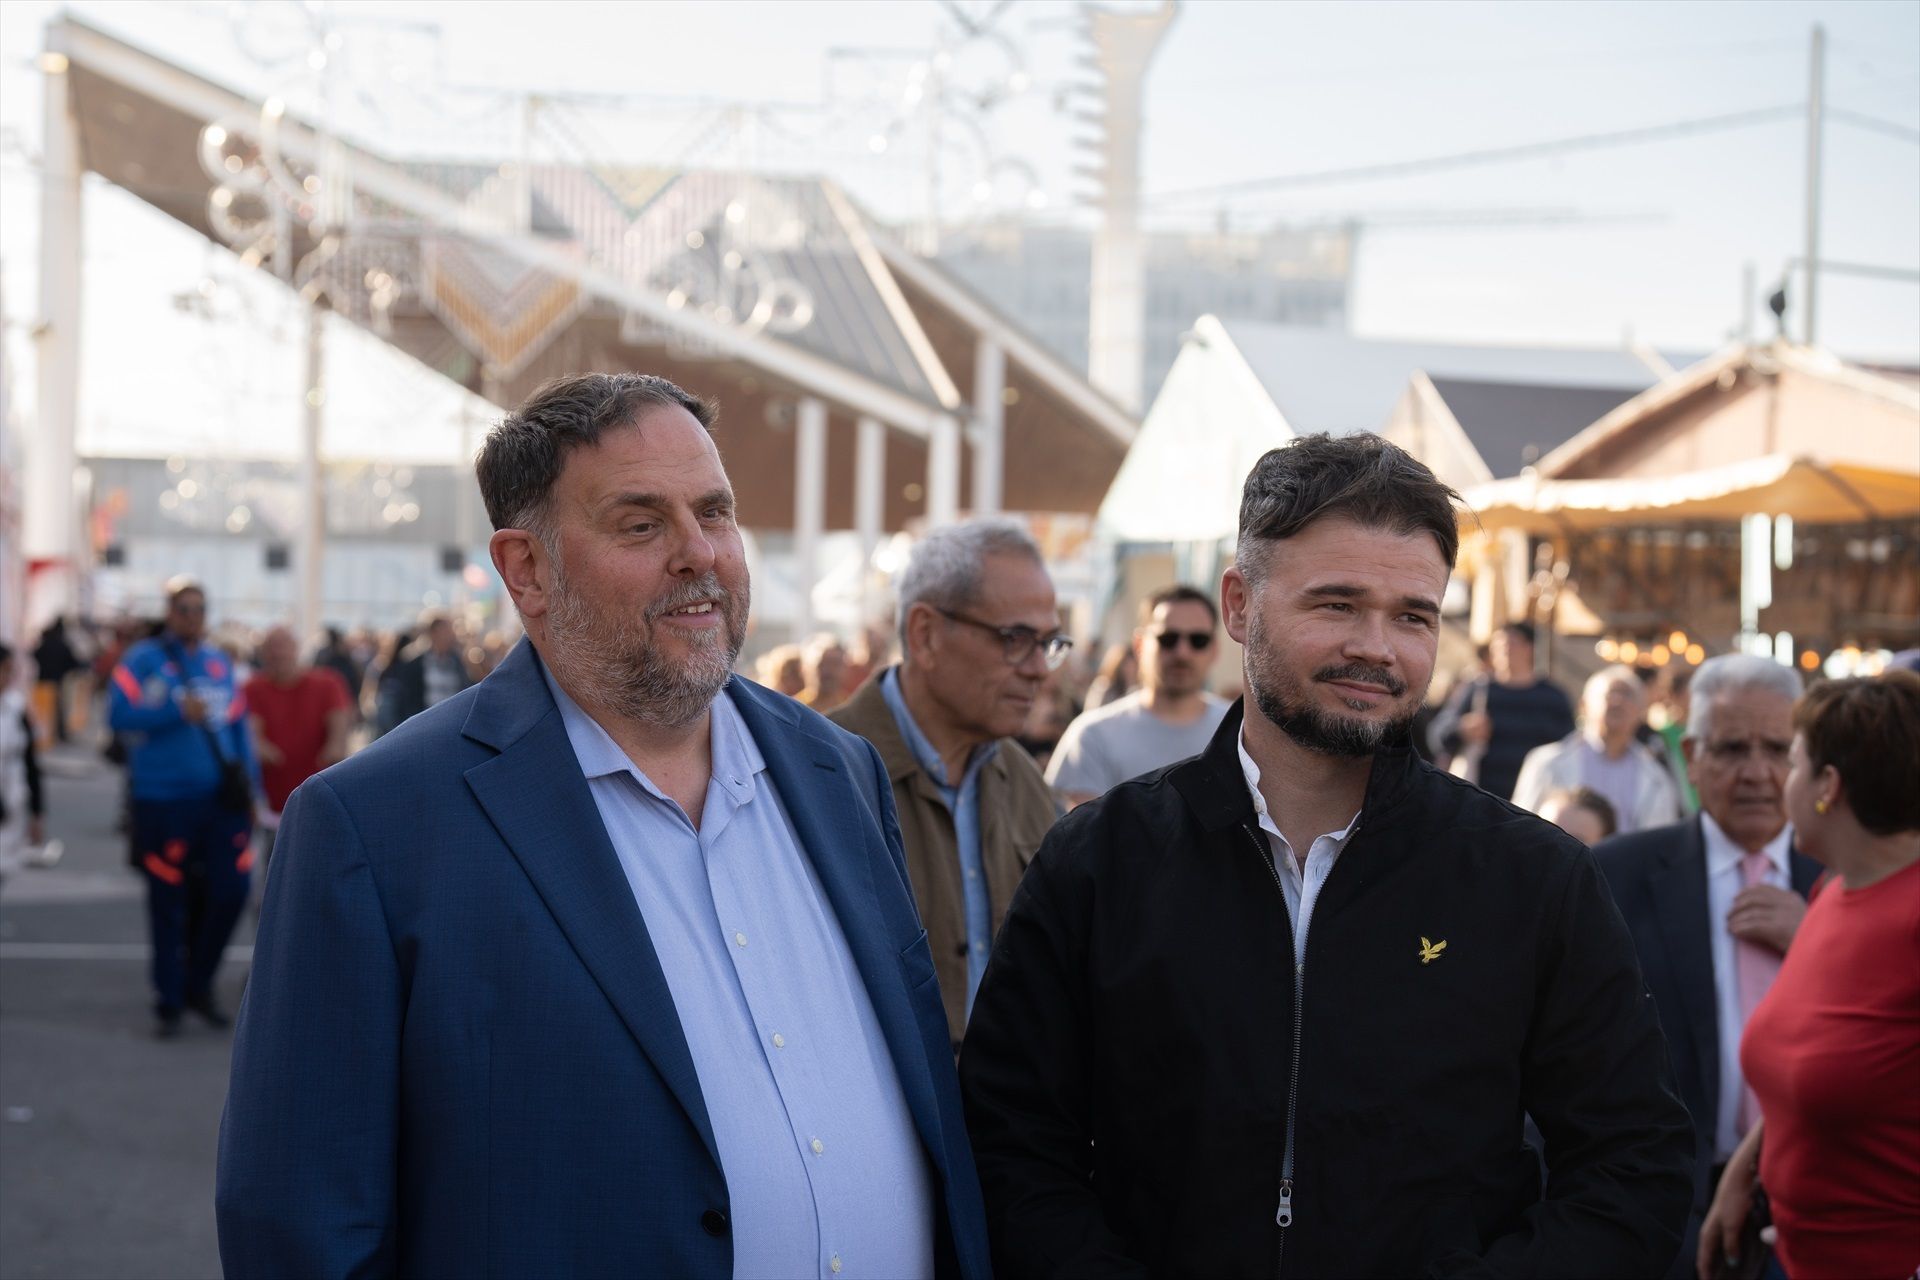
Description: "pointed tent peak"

(1097, 313), (1297, 543)
(1211, 320), (1697, 443)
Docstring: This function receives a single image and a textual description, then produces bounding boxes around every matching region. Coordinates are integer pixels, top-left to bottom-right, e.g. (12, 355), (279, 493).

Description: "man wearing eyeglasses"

(830, 518), (1068, 1048)
(1594, 653), (1819, 1279)
(1046, 585), (1228, 809)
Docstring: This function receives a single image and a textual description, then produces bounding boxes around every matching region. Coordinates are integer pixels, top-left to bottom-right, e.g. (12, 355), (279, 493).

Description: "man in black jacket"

(960, 433), (1693, 1279)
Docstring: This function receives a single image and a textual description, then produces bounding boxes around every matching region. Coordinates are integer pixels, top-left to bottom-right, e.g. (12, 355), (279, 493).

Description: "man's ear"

(1221, 566), (1251, 647)
(1679, 734), (1704, 789)
(490, 529), (550, 621)
(903, 601), (937, 670)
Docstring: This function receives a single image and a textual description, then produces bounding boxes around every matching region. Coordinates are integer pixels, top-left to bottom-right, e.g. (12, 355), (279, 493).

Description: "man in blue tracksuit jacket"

(108, 580), (258, 1037)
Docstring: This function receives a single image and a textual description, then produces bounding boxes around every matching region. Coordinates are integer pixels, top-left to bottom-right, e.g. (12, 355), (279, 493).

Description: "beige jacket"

(829, 670), (1057, 1046)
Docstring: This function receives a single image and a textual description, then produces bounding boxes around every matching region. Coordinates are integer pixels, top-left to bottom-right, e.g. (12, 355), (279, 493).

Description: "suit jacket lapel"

(1651, 818), (1721, 1126)
(731, 683), (947, 1168)
(460, 643), (720, 1170)
(1787, 843), (1821, 898)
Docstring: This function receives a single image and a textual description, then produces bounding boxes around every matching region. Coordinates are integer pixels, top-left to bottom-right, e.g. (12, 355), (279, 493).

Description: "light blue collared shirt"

(879, 667), (997, 1014)
(543, 668), (934, 1280)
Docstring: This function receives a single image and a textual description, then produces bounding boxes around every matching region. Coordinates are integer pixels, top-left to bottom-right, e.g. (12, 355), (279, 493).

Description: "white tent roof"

(1098, 315), (1695, 543)
(1098, 316), (1292, 543)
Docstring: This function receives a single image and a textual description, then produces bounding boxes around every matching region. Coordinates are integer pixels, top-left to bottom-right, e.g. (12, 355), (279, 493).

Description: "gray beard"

(543, 562), (748, 730)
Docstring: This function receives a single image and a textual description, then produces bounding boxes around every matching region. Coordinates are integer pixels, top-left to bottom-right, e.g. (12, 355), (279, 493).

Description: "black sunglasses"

(1151, 630), (1213, 652)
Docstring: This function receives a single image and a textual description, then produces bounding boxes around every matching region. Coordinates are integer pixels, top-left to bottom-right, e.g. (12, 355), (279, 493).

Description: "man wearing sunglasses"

(1046, 585), (1228, 809)
(830, 518), (1067, 1049)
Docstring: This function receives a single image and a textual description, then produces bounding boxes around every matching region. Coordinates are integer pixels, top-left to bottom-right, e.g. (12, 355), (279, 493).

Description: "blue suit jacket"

(1593, 817), (1819, 1280)
(217, 640), (990, 1279)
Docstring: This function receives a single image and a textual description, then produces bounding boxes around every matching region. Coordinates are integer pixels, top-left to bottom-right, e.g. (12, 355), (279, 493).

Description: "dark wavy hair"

(1235, 432), (1464, 581)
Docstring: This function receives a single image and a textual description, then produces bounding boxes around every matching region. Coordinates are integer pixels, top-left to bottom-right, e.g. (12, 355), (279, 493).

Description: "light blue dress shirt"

(543, 669), (934, 1280)
(878, 667), (997, 1015)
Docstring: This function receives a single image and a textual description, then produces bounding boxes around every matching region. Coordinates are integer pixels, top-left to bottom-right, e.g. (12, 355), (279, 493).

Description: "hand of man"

(1457, 711), (1493, 746)
(257, 739), (284, 767)
(1727, 884), (1806, 955)
(180, 692), (208, 725)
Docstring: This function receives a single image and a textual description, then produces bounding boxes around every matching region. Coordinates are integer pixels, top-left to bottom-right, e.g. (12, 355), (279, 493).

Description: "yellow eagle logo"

(1419, 936), (1448, 964)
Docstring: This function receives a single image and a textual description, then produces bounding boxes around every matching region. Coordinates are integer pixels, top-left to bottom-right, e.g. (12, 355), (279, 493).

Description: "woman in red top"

(1698, 671), (1920, 1280)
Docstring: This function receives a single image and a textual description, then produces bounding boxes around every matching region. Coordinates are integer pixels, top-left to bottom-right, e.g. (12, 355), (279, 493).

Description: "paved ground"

(1, 744), (255, 1280)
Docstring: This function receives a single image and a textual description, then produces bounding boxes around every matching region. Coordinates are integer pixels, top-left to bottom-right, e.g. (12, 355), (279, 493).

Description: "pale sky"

(1, 0), (1916, 465)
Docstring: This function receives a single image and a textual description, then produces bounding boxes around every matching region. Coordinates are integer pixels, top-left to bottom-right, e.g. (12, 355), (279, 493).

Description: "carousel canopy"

(1463, 453), (1920, 535)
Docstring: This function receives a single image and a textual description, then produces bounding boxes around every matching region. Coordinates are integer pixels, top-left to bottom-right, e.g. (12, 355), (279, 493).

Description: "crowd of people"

(6, 369), (1914, 1278)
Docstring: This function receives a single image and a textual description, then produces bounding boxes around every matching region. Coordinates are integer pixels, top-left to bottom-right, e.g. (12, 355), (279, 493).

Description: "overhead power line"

(1828, 107), (1920, 145)
(1145, 104), (1806, 205)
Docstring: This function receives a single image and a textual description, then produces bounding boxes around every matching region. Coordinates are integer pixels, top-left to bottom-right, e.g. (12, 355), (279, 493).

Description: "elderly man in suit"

(216, 373), (989, 1280)
(1594, 653), (1816, 1280)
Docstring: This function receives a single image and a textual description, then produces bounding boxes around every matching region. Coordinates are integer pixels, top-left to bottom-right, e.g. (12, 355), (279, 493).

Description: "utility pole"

(1803, 24), (1824, 347)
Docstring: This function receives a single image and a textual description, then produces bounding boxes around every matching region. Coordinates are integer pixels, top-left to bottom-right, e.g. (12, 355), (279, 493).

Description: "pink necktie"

(1735, 851), (1782, 1135)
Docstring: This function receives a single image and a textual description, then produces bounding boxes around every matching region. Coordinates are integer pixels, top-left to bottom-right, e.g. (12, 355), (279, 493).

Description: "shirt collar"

(879, 665), (998, 790)
(1699, 810), (1793, 877)
(541, 663), (760, 805)
(1236, 725), (1361, 844)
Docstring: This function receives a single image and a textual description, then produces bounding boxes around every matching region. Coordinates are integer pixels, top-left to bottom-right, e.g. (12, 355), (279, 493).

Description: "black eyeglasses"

(1151, 630), (1213, 652)
(936, 608), (1074, 671)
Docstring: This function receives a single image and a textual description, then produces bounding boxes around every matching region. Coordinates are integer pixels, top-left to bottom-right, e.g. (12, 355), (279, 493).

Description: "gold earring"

(1814, 798), (1830, 815)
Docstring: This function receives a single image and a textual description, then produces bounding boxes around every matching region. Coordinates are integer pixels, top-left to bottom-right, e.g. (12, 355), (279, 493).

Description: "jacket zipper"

(1247, 813), (1364, 1278)
(1246, 823), (1303, 1277)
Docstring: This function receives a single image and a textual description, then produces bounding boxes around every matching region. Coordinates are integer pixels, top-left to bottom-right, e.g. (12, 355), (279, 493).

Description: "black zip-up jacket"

(960, 701), (1692, 1279)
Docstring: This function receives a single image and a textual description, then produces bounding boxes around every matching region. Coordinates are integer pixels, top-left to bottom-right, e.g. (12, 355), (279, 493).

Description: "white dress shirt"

(1699, 811), (1793, 1160)
(1237, 732), (1361, 967)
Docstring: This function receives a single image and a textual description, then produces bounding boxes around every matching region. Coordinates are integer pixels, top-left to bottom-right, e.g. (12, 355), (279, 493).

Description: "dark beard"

(544, 564), (749, 729)
(1245, 619), (1416, 759)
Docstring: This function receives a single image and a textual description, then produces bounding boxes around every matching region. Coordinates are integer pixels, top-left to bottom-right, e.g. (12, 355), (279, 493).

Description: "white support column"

(793, 397), (827, 641)
(297, 304), (327, 645)
(927, 414), (961, 530)
(27, 47), (82, 629)
(854, 415), (885, 622)
(971, 338), (1005, 515)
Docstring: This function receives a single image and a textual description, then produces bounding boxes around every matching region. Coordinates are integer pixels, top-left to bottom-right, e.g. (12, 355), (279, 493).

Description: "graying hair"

(896, 517), (1044, 647)
(1687, 653), (1803, 740)
(1583, 664), (1647, 706)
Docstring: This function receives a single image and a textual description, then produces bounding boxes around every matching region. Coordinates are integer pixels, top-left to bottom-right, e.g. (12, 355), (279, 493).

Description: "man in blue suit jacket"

(217, 373), (990, 1279)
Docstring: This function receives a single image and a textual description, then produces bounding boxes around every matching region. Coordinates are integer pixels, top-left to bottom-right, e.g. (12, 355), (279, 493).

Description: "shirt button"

(734, 932), (747, 947)
(810, 1137), (824, 1155)
(830, 1255), (842, 1274)
(771, 1033), (785, 1049)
